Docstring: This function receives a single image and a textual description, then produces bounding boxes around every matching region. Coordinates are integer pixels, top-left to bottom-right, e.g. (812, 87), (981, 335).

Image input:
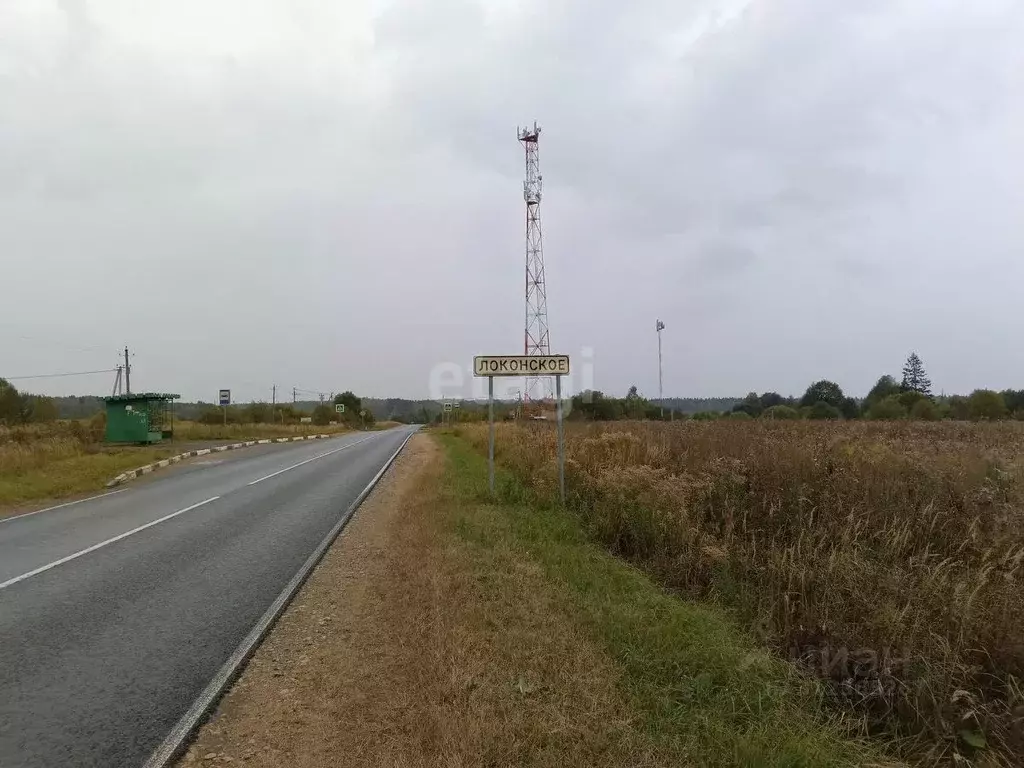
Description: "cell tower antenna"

(518, 121), (552, 403)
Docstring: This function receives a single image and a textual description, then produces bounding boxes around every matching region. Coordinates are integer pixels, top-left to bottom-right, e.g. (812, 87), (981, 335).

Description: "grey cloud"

(1, 0), (1023, 402)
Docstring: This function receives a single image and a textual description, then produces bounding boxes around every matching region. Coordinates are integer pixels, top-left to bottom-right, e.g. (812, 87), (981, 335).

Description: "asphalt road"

(0, 426), (416, 767)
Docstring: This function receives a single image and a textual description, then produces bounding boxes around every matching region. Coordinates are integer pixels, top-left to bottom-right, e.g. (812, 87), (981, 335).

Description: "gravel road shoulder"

(177, 433), (442, 767)
(177, 432), (668, 768)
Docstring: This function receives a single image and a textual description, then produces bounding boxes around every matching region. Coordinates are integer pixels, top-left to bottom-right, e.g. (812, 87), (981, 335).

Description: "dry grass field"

(0, 420), (352, 507)
(459, 420), (1024, 766)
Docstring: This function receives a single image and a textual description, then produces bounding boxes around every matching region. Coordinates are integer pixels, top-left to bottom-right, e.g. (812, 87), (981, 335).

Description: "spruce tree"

(901, 352), (932, 396)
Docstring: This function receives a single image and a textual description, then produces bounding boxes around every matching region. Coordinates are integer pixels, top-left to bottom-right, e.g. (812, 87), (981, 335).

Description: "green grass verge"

(0, 446), (181, 508)
(439, 434), (893, 768)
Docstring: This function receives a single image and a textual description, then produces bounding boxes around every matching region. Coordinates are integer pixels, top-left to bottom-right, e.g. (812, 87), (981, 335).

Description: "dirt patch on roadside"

(179, 433), (661, 768)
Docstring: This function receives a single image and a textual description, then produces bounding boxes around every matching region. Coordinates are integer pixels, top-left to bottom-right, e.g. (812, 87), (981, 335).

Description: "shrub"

(87, 411), (107, 441)
(897, 389), (929, 411)
(761, 405), (799, 420)
(867, 395), (907, 420)
(910, 397), (939, 421)
(311, 404), (335, 426)
(968, 389), (1008, 421)
(691, 411), (720, 421)
(198, 408), (223, 425)
(807, 401), (840, 420)
(947, 395), (971, 420)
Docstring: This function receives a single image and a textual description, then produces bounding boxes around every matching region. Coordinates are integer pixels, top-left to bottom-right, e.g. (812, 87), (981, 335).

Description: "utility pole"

(656, 320), (666, 418)
(292, 387), (297, 404)
(272, 384), (277, 422)
(123, 347), (132, 394)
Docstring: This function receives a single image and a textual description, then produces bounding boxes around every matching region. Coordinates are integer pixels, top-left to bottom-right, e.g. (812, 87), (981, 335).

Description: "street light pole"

(656, 319), (666, 418)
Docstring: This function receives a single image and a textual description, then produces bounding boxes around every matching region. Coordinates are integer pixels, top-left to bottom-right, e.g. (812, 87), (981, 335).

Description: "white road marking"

(0, 489), (128, 525)
(247, 435), (377, 486)
(0, 496), (220, 591)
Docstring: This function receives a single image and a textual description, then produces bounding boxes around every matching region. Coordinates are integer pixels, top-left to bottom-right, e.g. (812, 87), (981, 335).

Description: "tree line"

(569, 353), (1024, 422)
(194, 391), (376, 427)
(6, 353), (1024, 426)
(0, 379), (60, 424)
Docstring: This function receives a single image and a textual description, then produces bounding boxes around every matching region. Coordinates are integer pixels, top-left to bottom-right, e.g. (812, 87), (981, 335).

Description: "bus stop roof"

(104, 393), (180, 403)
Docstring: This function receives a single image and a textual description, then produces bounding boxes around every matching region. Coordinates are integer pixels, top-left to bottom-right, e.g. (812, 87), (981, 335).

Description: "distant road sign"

(474, 355), (570, 377)
(453, 402), (461, 409)
(300, 416), (312, 424)
(335, 404), (345, 413)
(443, 402), (453, 412)
(219, 389), (230, 406)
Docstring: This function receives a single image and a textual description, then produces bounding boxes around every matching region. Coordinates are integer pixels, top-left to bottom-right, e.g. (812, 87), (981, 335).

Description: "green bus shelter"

(104, 393), (180, 444)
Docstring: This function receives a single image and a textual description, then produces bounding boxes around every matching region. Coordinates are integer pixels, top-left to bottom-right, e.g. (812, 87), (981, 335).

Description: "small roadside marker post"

(474, 355), (570, 501)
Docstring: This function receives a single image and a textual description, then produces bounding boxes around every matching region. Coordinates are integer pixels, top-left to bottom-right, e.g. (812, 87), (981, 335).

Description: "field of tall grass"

(459, 420), (1024, 766)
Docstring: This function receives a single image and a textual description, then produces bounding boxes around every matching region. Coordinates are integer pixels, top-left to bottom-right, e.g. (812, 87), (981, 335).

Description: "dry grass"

(0, 420), (352, 508)
(458, 420), (1024, 766)
(0, 421), (106, 474)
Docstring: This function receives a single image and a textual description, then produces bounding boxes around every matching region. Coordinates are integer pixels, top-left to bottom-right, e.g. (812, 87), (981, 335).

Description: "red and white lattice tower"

(518, 121), (552, 403)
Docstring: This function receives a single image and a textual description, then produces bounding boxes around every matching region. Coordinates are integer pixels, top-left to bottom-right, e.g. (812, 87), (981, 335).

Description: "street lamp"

(656, 319), (666, 418)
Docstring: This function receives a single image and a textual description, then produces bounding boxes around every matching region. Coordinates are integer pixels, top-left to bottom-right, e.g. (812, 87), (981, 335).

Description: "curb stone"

(105, 434), (335, 488)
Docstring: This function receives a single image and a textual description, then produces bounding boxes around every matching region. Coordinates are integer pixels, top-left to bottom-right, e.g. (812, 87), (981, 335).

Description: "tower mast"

(519, 121), (552, 403)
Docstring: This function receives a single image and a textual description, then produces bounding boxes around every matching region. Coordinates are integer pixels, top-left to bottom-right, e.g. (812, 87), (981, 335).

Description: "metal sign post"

(474, 355), (570, 502)
(555, 374), (565, 505)
(488, 377), (495, 493)
(219, 389), (231, 427)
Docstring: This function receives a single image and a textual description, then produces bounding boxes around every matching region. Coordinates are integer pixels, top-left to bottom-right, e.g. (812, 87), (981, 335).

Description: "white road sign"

(335, 404), (345, 413)
(443, 402), (453, 411)
(473, 355), (570, 377)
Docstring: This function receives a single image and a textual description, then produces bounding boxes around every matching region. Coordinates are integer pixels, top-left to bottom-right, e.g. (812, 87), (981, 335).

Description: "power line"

(3, 368), (118, 381)
(9, 334), (118, 355)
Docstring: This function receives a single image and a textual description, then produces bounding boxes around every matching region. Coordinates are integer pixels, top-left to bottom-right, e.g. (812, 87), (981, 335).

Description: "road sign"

(475, 353), (569, 504)
(300, 416), (312, 424)
(219, 389), (231, 406)
(443, 402), (453, 412)
(453, 402), (461, 409)
(473, 355), (570, 377)
(335, 404), (345, 413)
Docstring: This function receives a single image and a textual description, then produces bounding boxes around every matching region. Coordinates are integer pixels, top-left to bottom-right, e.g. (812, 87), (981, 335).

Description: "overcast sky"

(2, 0), (1023, 402)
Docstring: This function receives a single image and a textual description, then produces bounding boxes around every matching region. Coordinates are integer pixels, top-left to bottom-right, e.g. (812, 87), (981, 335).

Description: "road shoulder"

(178, 433), (672, 767)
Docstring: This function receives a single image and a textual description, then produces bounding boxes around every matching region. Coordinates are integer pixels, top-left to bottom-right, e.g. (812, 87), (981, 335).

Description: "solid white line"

(0, 496), (220, 591)
(0, 489), (128, 525)
(246, 435), (377, 486)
